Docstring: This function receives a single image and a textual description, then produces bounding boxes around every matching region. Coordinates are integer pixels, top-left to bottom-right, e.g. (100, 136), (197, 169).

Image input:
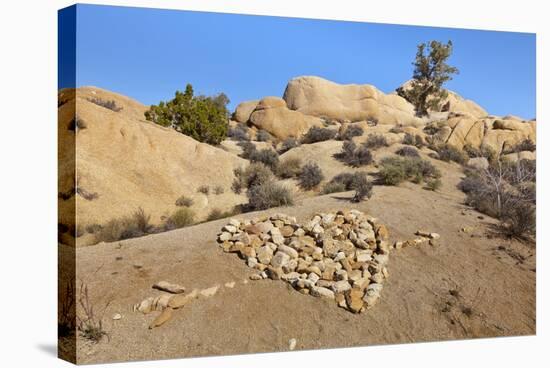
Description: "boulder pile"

(217, 210), (391, 313)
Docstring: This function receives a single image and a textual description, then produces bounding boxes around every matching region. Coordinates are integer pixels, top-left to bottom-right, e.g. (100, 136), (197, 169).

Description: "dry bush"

(246, 182), (294, 211)
(237, 141), (257, 159)
(339, 125), (364, 141)
(95, 207), (153, 242)
(502, 139), (536, 154)
(175, 195), (193, 207)
(68, 115), (87, 131)
(402, 133), (424, 148)
(197, 185), (210, 195)
(276, 157), (303, 179)
(298, 162), (324, 190)
(379, 157), (441, 186)
(59, 280), (76, 338)
(335, 140), (373, 167)
(213, 185), (224, 195)
(76, 282), (110, 343)
(250, 148), (279, 171)
(88, 97), (122, 112)
(279, 137), (300, 154)
(232, 163), (274, 194)
(165, 208), (195, 230)
(228, 125), (250, 141)
(459, 159), (536, 239)
(255, 129), (273, 142)
(396, 146), (420, 158)
(301, 126), (337, 144)
(350, 172), (373, 202)
(321, 181), (347, 194)
(434, 144), (468, 165)
(364, 134), (388, 150)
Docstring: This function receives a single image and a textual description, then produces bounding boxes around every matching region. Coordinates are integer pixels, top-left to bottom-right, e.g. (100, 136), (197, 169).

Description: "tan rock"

(233, 100), (259, 123)
(152, 281), (186, 294)
(148, 307), (173, 329)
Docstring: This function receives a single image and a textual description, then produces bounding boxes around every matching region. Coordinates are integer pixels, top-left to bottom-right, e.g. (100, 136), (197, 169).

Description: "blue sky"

(61, 4), (536, 119)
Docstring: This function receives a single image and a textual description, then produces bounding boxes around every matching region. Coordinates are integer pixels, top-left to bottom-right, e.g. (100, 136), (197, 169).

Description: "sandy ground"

(59, 160), (536, 364)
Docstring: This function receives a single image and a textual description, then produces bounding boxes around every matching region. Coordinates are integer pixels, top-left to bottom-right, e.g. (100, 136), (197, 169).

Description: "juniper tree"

(144, 83), (229, 145)
(397, 40), (459, 117)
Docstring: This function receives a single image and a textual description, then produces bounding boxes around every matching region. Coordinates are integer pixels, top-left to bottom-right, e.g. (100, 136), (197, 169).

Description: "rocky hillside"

(58, 87), (247, 246)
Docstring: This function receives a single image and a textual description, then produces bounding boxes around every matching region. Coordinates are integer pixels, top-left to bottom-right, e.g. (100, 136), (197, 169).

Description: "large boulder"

(233, 100), (259, 123)
(283, 76), (423, 126)
(248, 96), (323, 140)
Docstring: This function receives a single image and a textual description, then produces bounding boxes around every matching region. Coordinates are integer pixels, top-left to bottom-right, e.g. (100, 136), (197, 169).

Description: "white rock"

(332, 280), (352, 293)
(311, 286), (335, 299)
(271, 251), (291, 268)
(200, 285), (219, 297)
(289, 338), (297, 350)
(278, 244), (299, 259)
(112, 313), (122, 320)
(307, 272), (320, 284)
(225, 281), (236, 288)
(224, 225), (238, 233)
(334, 252), (346, 262)
(228, 219), (241, 227)
(218, 232), (232, 241)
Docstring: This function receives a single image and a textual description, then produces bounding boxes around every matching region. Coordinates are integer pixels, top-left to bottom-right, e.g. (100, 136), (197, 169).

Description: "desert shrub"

(88, 97), (122, 112)
(435, 144), (468, 165)
(396, 146), (420, 157)
(335, 140), (374, 167)
(238, 141), (257, 159)
(276, 157), (303, 179)
(459, 159), (536, 239)
(68, 115), (87, 131)
(364, 134), (388, 150)
(321, 181), (347, 194)
(76, 282), (109, 343)
(463, 144), (496, 162)
(425, 178), (442, 191)
(249, 148), (279, 171)
(228, 125), (250, 141)
(301, 126), (337, 144)
(144, 84), (229, 145)
(279, 137), (300, 154)
(213, 185), (224, 195)
(500, 201), (536, 238)
(255, 129), (272, 142)
(502, 139), (536, 154)
(298, 162), (324, 190)
(197, 185), (210, 195)
(95, 207), (153, 242)
(339, 125), (364, 141)
(379, 157), (441, 186)
(403, 133), (425, 148)
(206, 208), (236, 221)
(351, 172), (373, 202)
(165, 208), (195, 230)
(402, 133), (415, 146)
(85, 224), (102, 234)
(246, 182), (294, 211)
(322, 172), (372, 201)
(232, 163), (274, 193)
(175, 195), (193, 207)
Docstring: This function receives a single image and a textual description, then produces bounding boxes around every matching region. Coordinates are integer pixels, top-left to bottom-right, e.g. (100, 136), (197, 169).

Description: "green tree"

(397, 40), (459, 117)
(144, 83), (229, 145)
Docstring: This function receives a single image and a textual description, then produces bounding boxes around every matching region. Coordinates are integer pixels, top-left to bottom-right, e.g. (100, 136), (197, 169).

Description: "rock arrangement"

(217, 210), (392, 313)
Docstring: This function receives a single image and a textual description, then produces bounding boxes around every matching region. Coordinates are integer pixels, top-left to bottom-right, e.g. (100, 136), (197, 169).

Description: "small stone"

(382, 267), (389, 278)
(247, 257), (258, 268)
(394, 241), (403, 249)
(322, 266), (336, 281)
(218, 232), (232, 241)
(168, 289), (199, 309)
(311, 286), (335, 299)
(281, 272), (301, 282)
(430, 233), (440, 239)
(334, 252), (346, 262)
(112, 313), (122, 320)
(306, 265), (322, 277)
(294, 228), (305, 237)
(348, 270), (362, 282)
(332, 280), (352, 293)
(224, 225), (238, 233)
(345, 288), (364, 313)
(266, 266), (284, 280)
(375, 224), (389, 240)
(356, 250), (372, 263)
(149, 307), (173, 329)
(370, 272), (384, 284)
(353, 277), (370, 290)
(228, 219), (241, 227)
(271, 251), (290, 268)
(225, 282), (236, 288)
(152, 281), (186, 294)
(340, 258), (353, 273)
(335, 293), (347, 308)
(289, 338), (297, 351)
(415, 230), (431, 237)
(307, 272), (320, 284)
(240, 246), (256, 259)
(249, 274), (262, 280)
(373, 254), (389, 266)
(257, 245), (274, 265)
(199, 286), (219, 298)
(335, 269), (348, 281)
(278, 244), (299, 259)
(281, 225), (295, 237)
